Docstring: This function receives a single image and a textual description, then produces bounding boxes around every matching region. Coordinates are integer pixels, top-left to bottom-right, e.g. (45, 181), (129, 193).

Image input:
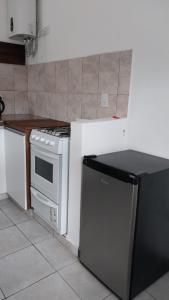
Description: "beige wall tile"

(28, 92), (37, 115)
(99, 71), (118, 94)
(67, 94), (82, 122)
(14, 66), (28, 91)
(14, 92), (29, 114)
(26, 50), (132, 120)
(97, 95), (117, 118)
(118, 76), (131, 94)
(0, 92), (15, 115)
(56, 61), (68, 93)
(0, 76), (14, 91)
(54, 93), (68, 121)
(100, 52), (120, 73)
(48, 93), (58, 119)
(82, 72), (99, 94)
(0, 64), (14, 77)
(120, 50), (132, 65)
(119, 50), (132, 78)
(44, 62), (56, 92)
(28, 64), (45, 92)
(34, 92), (49, 117)
(82, 55), (100, 73)
(82, 94), (98, 119)
(68, 58), (82, 93)
(116, 95), (129, 118)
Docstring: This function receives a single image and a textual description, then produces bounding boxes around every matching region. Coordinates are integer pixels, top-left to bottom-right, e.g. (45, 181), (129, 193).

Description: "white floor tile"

(17, 219), (52, 244)
(0, 199), (13, 209)
(133, 291), (154, 300)
(104, 294), (119, 300)
(0, 246), (54, 297)
(0, 210), (13, 230)
(0, 226), (30, 258)
(35, 238), (77, 271)
(1, 204), (31, 225)
(7, 272), (80, 300)
(59, 261), (111, 300)
(146, 273), (169, 300)
(0, 289), (4, 300)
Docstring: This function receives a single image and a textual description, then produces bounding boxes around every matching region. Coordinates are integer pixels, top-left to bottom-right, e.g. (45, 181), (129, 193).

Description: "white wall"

(0, 0), (8, 42)
(30, 0), (169, 159)
(127, 3), (169, 157)
(68, 118), (127, 249)
(29, 0), (135, 64)
(0, 128), (7, 195)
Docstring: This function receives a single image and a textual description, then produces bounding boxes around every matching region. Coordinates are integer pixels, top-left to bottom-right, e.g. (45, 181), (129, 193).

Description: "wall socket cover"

(100, 93), (109, 107)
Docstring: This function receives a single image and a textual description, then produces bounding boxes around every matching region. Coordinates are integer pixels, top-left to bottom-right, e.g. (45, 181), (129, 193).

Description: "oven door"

(31, 144), (61, 203)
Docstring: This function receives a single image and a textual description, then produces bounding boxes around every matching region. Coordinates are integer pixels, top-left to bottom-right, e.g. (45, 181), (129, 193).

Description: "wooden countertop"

(0, 114), (70, 133)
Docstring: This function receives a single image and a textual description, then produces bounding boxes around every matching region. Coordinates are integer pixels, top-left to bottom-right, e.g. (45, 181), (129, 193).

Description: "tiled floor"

(0, 198), (168, 300)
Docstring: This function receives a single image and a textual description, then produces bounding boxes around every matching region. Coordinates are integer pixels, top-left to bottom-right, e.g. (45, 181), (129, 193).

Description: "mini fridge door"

(79, 165), (138, 300)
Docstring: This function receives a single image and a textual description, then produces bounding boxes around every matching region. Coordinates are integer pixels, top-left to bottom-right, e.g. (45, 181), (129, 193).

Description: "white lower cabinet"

(0, 128), (7, 196)
(5, 128), (27, 209)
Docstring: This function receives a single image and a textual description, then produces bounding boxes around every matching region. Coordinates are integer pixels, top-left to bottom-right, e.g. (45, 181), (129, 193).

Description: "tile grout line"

(0, 240), (31, 262)
(16, 226), (82, 299)
(4, 271), (57, 299)
(58, 271), (82, 300)
(0, 208), (32, 227)
(15, 224), (57, 271)
(0, 287), (6, 300)
(145, 290), (159, 300)
(0, 225), (80, 299)
(15, 219), (82, 299)
(1, 200), (107, 300)
(0, 217), (57, 299)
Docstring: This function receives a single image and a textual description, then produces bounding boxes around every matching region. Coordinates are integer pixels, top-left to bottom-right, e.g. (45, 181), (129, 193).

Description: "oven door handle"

(32, 146), (60, 160)
(31, 188), (57, 208)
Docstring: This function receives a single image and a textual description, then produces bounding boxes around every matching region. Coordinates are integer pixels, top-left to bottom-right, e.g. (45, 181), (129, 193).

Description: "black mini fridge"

(79, 150), (169, 300)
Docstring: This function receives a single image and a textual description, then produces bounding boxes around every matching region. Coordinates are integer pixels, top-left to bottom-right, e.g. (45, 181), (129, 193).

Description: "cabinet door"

(79, 165), (138, 300)
(5, 129), (27, 209)
(0, 128), (6, 195)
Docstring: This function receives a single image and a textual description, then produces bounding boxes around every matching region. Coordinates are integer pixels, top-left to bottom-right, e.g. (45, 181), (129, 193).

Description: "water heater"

(7, 0), (36, 41)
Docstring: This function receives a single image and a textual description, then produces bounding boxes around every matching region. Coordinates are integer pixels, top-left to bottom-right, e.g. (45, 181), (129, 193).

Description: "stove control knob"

(49, 141), (55, 146)
(35, 136), (40, 141)
(40, 138), (45, 142)
(45, 140), (50, 145)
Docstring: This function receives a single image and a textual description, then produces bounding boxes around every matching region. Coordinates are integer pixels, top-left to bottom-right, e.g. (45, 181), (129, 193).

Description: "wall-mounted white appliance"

(7, 0), (36, 41)
(30, 128), (70, 235)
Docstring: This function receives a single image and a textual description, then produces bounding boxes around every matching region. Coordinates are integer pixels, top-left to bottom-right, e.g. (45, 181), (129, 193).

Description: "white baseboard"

(54, 232), (78, 257)
(0, 193), (8, 201)
(34, 212), (78, 257)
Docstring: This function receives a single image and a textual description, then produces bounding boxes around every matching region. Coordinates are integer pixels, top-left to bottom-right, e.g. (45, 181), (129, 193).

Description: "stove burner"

(39, 127), (70, 137)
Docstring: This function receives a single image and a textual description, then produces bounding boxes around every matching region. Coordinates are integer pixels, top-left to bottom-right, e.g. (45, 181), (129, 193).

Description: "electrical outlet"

(100, 93), (109, 107)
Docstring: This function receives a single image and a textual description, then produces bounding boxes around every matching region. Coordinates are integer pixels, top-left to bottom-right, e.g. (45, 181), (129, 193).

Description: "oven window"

(35, 157), (53, 183)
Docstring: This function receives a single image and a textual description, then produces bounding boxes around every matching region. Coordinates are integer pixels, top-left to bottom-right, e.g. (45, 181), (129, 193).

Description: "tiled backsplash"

(0, 50), (132, 121)
(0, 64), (28, 115)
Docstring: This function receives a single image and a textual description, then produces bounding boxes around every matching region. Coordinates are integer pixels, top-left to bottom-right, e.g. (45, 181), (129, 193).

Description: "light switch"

(100, 93), (109, 107)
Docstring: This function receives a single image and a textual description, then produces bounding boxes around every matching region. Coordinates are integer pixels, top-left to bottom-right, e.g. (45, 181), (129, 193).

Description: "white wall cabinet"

(0, 128), (7, 196)
(5, 128), (27, 209)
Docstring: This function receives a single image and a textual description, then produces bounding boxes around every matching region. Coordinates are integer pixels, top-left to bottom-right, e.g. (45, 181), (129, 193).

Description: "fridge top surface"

(84, 150), (169, 178)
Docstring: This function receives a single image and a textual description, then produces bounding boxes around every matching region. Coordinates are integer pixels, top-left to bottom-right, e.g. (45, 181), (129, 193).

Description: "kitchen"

(0, 0), (169, 300)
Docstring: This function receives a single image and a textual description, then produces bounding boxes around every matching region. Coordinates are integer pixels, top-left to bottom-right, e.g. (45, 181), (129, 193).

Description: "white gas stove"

(30, 127), (70, 235)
